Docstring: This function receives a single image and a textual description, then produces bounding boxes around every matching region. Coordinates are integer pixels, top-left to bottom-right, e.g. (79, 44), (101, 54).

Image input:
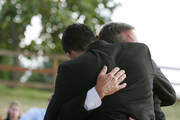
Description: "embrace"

(44, 23), (176, 120)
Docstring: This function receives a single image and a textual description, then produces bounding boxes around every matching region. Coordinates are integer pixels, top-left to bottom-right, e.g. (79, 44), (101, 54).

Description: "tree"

(0, 0), (118, 54)
(0, 0), (119, 82)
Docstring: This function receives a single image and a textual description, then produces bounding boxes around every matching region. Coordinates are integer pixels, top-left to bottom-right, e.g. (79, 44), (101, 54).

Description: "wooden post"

(53, 58), (58, 87)
(0, 50), (69, 89)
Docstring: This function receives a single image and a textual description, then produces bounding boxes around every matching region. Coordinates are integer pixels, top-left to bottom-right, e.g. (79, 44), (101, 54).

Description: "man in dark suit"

(44, 24), (176, 120)
(44, 24), (128, 120)
(98, 22), (176, 120)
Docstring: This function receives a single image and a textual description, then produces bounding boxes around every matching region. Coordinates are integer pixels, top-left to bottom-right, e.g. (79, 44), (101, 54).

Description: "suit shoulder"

(57, 57), (77, 73)
(57, 52), (96, 72)
(114, 42), (148, 47)
(114, 42), (149, 52)
(128, 42), (148, 48)
(135, 43), (149, 49)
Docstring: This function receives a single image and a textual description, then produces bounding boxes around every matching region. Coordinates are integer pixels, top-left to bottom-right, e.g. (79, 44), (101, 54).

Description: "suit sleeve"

(153, 95), (166, 120)
(44, 64), (93, 120)
(59, 91), (94, 120)
(152, 60), (176, 106)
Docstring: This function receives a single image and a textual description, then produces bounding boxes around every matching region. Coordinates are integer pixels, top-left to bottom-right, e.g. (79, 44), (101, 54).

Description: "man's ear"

(127, 30), (137, 42)
(126, 31), (131, 38)
(123, 30), (137, 43)
(66, 52), (72, 59)
(96, 35), (99, 40)
(123, 30), (131, 39)
(121, 31), (129, 42)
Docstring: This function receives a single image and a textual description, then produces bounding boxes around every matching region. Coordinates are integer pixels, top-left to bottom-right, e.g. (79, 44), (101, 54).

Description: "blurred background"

(0, 0), (179, 119)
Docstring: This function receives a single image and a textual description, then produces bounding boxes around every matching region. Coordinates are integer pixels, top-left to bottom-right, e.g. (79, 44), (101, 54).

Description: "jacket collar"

(87, 40), (111, 50)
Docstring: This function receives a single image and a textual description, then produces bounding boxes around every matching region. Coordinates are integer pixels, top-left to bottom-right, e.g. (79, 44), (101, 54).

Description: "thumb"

(99, 66), (107, 75)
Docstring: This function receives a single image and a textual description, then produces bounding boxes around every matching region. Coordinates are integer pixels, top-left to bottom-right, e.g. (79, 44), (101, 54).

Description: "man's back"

(87, 40), (154, 120)
(56, 40), (155, 120)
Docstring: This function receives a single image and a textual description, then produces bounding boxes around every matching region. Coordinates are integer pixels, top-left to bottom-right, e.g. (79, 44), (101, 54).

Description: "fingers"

(96, 66), (127, 98)
(109, 67), (120, 76)
(114, 70), (125, 80)
(117, 74), (126, 83)
(129, 117), (135, 120)
(99, 66), (107, 76)
(117, 83), (127, 91)
(114, 74), (127, 92)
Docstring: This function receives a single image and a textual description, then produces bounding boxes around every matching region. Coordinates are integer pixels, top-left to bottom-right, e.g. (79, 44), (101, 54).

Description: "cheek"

(14, 111), (20, 116)
(10, 109), (20, 117)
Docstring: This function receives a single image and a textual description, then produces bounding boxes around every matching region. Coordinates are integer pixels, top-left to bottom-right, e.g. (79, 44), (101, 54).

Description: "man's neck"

(68, 51), (84, 59)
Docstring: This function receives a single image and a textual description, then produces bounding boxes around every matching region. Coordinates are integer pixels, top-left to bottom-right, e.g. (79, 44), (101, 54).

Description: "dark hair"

(99, 22), (134, 43)
(62, 24), (96, 53)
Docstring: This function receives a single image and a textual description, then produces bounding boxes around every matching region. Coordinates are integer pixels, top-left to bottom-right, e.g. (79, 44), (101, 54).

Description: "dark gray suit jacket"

(44, 40), (176, 120)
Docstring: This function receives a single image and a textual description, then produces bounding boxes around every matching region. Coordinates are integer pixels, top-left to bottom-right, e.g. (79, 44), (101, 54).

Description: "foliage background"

(0, 0), (118, 82)
(0, 0), (179, 119)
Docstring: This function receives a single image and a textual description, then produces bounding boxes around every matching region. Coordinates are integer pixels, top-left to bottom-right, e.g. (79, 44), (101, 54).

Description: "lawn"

(162, 101), (180, 120)
(0, 85), (180, 119)
(0, 84), (52, 118)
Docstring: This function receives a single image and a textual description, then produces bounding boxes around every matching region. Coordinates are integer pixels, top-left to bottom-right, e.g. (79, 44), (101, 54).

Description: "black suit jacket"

(152, 60), (176, 120)
(44, 40), (176, 120)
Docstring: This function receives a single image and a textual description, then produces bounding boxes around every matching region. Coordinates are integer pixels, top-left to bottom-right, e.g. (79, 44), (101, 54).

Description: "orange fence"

(1, 50), (180, 87)
(0, 50), (69, 86)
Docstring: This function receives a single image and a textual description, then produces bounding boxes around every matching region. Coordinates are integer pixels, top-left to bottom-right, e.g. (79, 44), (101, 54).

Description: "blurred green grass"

(162, 100), (180, 120)
(0, 85), (180, 119)
(0, 85), (52, 118)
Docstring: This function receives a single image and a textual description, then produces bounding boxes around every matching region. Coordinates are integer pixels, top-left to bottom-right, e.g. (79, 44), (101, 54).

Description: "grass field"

(0, 85), (180, 119)
(0, 84), (52, 118)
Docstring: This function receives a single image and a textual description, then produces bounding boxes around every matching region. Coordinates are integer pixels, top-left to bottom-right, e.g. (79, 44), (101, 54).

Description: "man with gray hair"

(45, 23), (171, 120)
(99, 22), (176, 120)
